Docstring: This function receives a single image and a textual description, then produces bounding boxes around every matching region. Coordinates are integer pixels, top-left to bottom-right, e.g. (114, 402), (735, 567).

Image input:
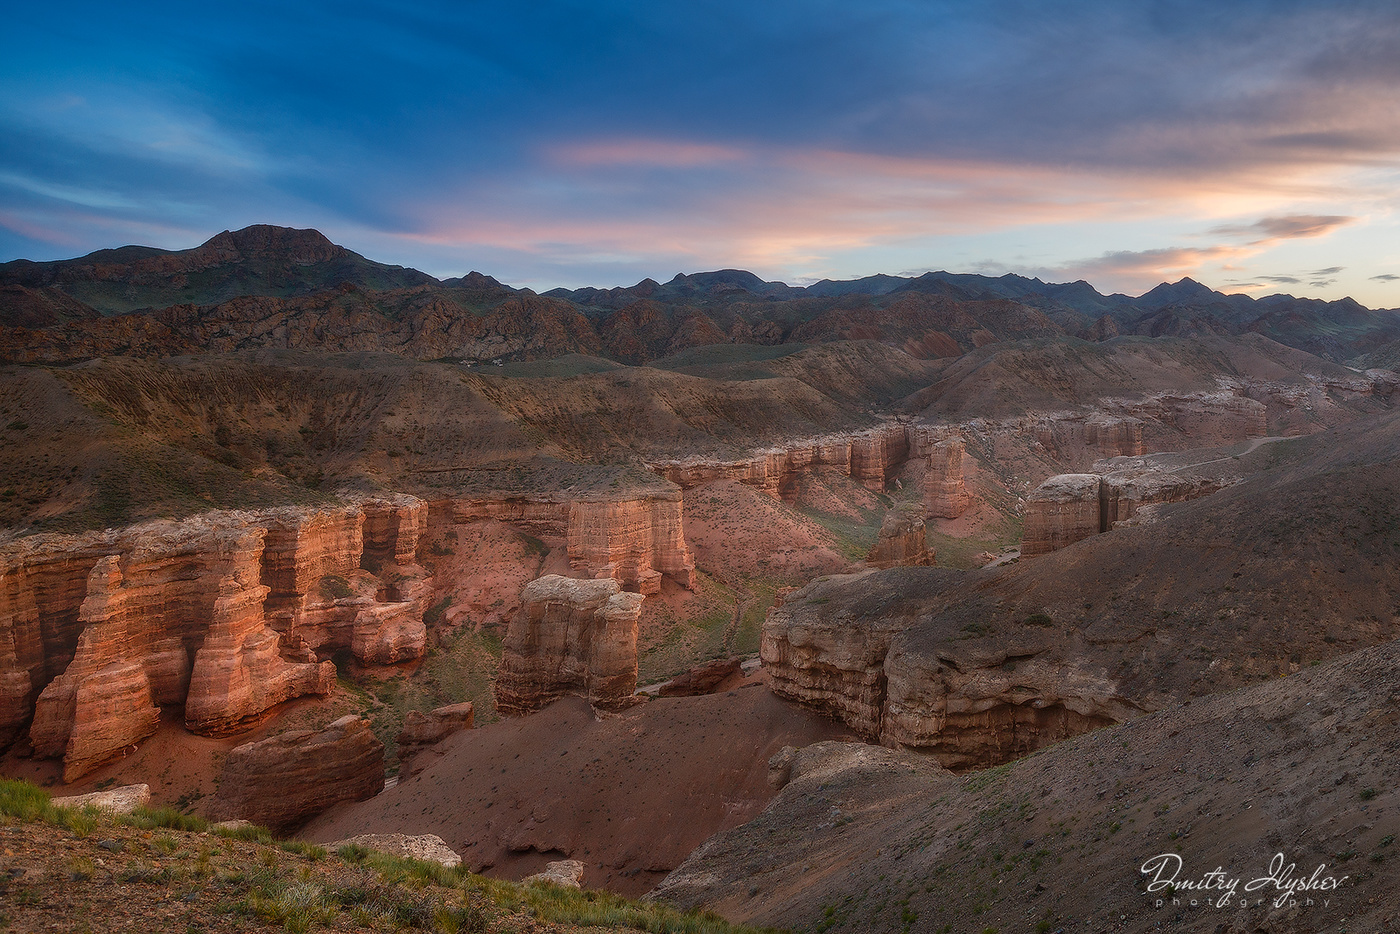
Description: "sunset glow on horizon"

(3, 1), (1399, 305)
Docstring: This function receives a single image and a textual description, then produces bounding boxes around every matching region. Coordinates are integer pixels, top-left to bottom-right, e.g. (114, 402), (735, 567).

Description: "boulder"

(331, 833), (461, 868)
(51, 783), (151, 814)
(211, 715), (384, 832)
(525, 859), (586, 888)
(657, 658), (742, 697)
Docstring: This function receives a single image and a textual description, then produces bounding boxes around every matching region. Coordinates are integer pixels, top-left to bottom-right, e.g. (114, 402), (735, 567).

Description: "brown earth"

(300, 671), (859, 898)
(654, 637), (1400, 934)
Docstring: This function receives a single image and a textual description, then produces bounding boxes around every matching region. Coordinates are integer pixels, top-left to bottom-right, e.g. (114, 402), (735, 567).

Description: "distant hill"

(3, 224), (1398, 365)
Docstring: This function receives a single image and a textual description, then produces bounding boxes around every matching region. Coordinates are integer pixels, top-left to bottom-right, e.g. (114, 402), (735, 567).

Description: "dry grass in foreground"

(0, 779), (780, 934)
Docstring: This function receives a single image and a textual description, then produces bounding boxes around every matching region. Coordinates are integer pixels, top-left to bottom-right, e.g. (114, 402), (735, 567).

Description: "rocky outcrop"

(494, 576), (645, 715)
(330, 833), (461, 868)
(0, 500), (430, 774)
(649, 423), (913, 499)
(1033, 414), (1144, 468)
(762, 569), (1145, 769)
(396, 701), (474, 775)
(525, 859), (586, 888)
(212, 715), (384, 832)
(1022, 469), (1227, 556)
(761, 570), (960, 737)
(656, 657), (742, 697)
(1020, 474), (1103, 557)
(567, 493), (696, 592)
(923, 437), (969, 519)
(865, 505), (933, 569)
(51, 783), (152, 814)
(881, 628), (1139, 769)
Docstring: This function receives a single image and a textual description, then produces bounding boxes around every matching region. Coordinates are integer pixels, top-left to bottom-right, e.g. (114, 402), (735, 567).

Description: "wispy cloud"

(1209, 214), (1355, 243)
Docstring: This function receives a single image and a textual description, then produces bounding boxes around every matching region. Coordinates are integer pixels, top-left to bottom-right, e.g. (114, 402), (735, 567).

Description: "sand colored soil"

(300, 670), (858, 897)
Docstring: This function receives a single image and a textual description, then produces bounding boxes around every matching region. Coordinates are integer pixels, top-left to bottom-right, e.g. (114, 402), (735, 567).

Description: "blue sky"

(3, 0), (1399, 304)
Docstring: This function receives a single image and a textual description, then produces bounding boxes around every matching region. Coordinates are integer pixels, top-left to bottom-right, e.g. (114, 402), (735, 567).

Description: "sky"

(2, 0), (1399, 305)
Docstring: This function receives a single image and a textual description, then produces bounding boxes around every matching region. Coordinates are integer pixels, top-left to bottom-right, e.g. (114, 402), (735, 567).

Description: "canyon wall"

(761, 570), (1145, 769)
(650, 423), (910, 498)
(0, 499), (429, 779)
(567, 493), (696, 592)
(1022, 468), (1226, 557)
(494, 575), (646, 715)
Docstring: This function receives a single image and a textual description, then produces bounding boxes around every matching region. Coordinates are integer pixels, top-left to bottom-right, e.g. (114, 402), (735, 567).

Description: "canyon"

(4, 229), (1400, 929)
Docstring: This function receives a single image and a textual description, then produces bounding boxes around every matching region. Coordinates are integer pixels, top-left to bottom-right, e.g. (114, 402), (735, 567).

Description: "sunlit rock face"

(566, 493), (696, 592)
(0, 499), (430, 778)
(493, 575), (646, 716)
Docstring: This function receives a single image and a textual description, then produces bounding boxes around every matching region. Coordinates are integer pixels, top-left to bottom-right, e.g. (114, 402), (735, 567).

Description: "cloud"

(1372, 273), (1400, 281)
(1208, 215), (1355, 244)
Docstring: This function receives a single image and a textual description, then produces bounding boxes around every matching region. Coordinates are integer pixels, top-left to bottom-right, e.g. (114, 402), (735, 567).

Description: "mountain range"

(3, 224), (1398, 367)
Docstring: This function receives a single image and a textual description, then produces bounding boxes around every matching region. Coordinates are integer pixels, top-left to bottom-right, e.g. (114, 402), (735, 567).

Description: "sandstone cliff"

(761, 569), (1146, 768)
(1022, 468), (1226, 556)
(922, 437), (969, 518)
(494, 575), (645, 715)
(566, 493), (696, 592)
(1020, 474), (1104, 557)
(0, 499), (431, 778)
(864, 505), (933, 569)
(211, 714), (384, 832)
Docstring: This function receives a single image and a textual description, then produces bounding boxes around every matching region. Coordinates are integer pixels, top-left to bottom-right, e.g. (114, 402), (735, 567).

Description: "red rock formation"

(29, 558), (159, 781)
(923, 437), (969, 519)
(183, 536), (334, 736)
(1098, 469), (1225, 526)
(866, 505), (933, 569)
(0, 500), (430, 767)
(1033, 414), (1144, 469)
(657, 658), (742, 697)
(762, 570), (1146, 769)
(1021, 474), (1103, 557)
(396, 701), (474, 775)
(211, 715), (384, 832)
(566, 493), (696, 591)
(494, 575), (646, 715)
(850, 425), (909, 491)
(649, 424), (911, 500)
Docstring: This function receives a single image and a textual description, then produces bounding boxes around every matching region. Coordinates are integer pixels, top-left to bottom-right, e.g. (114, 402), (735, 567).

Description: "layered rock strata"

(1020, 474), (1104, 557)
(923, 437), (969, 519)
(567, 493), (696, 592)
(1022, 469), (1226, 556)
(650, 423), (912, 498)
(211, 715), (385, 832)
(0, 499), (429, 777)
(761, 569), (1145, 769)
(865, 505), (933, 569)
(494, 575), (646, 715)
